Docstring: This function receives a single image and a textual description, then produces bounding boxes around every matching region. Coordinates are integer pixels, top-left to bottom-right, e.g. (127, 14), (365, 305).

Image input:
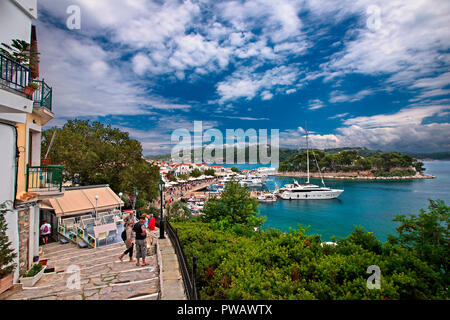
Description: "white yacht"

(239, 176), (265, 188)
(280, 122), (343, 200)
(279, 180), (343, 200)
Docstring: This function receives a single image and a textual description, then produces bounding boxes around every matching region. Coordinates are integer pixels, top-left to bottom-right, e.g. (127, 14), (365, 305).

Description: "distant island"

(276, 149), (435, 180)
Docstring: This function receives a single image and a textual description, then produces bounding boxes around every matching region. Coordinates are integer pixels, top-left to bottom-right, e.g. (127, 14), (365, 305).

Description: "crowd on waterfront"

(151, 177), (218, 208)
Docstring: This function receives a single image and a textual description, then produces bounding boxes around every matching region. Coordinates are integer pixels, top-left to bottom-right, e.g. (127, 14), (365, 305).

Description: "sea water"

(226, 161), (450, 242)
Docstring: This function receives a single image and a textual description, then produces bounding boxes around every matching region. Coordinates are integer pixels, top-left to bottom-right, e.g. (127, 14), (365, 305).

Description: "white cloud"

(36, 21), (190, 119)
(217, 65), (301, 103)
(308, 99), (325, 110)
(329, 89), (374, 103)
(281, 104), (450, 152)
(317, 0), (450, 101)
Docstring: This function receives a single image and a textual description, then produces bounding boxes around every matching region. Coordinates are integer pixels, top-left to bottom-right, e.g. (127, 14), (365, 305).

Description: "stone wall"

(17, 207), (30, 275)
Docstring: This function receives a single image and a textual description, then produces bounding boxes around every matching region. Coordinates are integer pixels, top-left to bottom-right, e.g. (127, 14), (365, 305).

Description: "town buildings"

(0, 0), (63, 281)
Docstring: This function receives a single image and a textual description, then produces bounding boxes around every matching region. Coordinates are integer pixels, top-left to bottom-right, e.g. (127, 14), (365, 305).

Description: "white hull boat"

(280, 122), (343, 200)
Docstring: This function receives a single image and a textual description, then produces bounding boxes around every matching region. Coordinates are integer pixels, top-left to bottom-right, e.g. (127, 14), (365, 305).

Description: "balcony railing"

(33, 79), (52, 112)
(26, 165), (63, 193)
(0, 53), (30, 93)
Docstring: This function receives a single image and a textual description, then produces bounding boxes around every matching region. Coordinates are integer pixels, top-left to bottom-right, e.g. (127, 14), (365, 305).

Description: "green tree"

(167, 201), (192, 221)
(177, 173), (189, 180)
(202, 180), (265, 232)
(42, 119), (160, 203)
(1, 39), (39, 66)
(230, 167), (239, 173)
(388, 199), (449, 277)
(204, 168), (216, 176)
(190, 168), (202, 177)
(0, 201), (17, 278)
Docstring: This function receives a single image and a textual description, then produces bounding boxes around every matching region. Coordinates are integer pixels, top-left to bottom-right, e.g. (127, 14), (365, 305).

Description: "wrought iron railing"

(33, 79), (52, 112)
(0, 53), (30, 92)
(26, 165), (63, 193)
(166, 221), (199, 300)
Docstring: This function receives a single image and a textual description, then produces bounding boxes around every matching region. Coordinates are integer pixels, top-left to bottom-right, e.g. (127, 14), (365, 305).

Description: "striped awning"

(46, 186), (124, 217)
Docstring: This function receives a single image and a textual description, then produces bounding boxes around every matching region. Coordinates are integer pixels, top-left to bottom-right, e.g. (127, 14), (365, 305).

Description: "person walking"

(148, 214), (156, 231)
(133, 216), (149, 266)
(119, 221), (135, 262)
(40, 220), (51, 245)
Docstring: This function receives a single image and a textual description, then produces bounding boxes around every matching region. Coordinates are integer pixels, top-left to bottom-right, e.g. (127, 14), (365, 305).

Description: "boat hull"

(280, 189), (343, 200)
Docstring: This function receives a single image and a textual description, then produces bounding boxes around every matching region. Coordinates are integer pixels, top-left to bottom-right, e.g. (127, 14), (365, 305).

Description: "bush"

(0, 203), (17, 278)
(171, 200), (449, 300)
(23, 264), (43, 278)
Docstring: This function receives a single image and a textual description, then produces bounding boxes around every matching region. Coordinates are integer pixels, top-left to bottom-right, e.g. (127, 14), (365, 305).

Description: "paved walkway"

(159, 236), (186, 300)
(2, 228), (187, 300)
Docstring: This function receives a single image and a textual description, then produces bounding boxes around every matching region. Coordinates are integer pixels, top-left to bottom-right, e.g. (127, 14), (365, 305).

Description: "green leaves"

(0, 203), (17, 277)
(1, 39), (39, 67)
(172, 200), (449, 300)
(201, 180), (263, 232)
(41, 120), (160, 203)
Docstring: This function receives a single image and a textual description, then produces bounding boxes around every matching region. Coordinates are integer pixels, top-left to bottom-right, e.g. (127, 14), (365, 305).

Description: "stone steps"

(43, 243), (125, 262)
(8, 236), (161, 300)
(11, 276), (160, 300)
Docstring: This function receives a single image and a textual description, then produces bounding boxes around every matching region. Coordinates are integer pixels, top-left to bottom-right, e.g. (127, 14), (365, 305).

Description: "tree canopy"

(42, 119), (160, 203)
(172, 199), (449, 300)
(279, 149), (425, 176)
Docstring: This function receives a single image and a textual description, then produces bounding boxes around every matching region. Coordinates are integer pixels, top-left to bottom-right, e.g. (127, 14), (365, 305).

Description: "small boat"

(257, 193), (277, 202)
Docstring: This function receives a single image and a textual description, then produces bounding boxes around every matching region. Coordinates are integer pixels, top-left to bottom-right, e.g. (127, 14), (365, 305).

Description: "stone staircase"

(8, 236), (160, 300)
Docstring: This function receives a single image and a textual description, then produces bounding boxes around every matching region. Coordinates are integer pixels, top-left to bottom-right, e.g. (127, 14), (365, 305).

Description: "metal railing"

(166, 220), (199, 300)
(26, 165), (63, 193)
(32, 79), (52, 112)
(0, 53), (30, 92)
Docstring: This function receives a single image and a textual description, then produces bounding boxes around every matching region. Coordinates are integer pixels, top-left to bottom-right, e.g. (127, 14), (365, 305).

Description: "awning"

(47, 186), (124, 217)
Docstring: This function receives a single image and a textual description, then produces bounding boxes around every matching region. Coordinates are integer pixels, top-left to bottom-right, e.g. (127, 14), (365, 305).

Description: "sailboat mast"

(305, 121), (309, 183)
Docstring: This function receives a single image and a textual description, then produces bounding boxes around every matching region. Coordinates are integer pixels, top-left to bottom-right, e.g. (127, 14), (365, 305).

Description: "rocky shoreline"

(271, 171), (436, 180)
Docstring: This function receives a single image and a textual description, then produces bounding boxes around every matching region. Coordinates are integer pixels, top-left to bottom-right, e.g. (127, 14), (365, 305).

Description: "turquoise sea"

(227, 161), (450, 242)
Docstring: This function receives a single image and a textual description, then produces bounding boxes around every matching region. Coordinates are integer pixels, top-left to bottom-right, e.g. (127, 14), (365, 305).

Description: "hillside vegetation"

(278, 150), (425, 176)
(170, 181), (449, 299)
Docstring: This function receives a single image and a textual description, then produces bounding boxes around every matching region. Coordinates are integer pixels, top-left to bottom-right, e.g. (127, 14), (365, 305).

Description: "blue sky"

(35, 0), (450, 155)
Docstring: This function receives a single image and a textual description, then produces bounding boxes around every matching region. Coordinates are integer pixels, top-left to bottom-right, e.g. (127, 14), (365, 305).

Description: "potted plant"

(19, 263), (46, 288)
(24, 81), (39, 96)
(0, 201), (17, 294)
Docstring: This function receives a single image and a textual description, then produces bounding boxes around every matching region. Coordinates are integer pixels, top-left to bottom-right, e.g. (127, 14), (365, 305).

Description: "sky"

(34, 0), (450, 155)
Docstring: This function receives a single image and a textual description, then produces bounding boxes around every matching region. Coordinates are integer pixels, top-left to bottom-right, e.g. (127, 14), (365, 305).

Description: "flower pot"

(39, 259), (48, 266)
(19, 265), (46, 288)
(23, 86), (36, 96)
(0, 273), (14, 294)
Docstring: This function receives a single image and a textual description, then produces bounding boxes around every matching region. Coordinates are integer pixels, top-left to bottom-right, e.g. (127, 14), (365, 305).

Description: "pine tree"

(0, 201), (17, 278)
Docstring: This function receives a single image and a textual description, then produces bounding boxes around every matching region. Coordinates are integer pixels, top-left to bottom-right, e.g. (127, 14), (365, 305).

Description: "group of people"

(152, 178), (218, 209)
(119, 212), (156, 267)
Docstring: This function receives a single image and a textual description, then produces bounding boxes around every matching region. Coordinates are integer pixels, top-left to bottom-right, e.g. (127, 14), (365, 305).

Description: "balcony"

(0, 53), (33, 114)
(0, 53), (31, 92)
(32, 79), (52, 112)
(26, 165), (64, 198)
(32, 79), (54, 125)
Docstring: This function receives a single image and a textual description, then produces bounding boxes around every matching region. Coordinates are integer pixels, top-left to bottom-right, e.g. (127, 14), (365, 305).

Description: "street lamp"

(95, 195), (99, 219)
(118, 192), (123, 213)
(158, 179), (165, 239)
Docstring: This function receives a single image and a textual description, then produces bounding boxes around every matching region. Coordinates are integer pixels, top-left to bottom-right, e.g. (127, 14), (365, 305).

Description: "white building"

(1, 0), (62, 283)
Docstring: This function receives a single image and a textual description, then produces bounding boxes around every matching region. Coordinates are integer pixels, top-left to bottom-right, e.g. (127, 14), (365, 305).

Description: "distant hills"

(146, 147), (450, 163)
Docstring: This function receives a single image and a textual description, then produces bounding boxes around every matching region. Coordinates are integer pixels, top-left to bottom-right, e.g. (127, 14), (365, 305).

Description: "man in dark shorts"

(132, 216), (149, 266)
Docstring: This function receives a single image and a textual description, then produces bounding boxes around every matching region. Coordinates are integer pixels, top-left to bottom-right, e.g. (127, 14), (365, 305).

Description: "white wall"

(0, 123), (16, 205)
(0, 123), (20, 282)
(0, 0), (35, 46)
(28, 204), (39, 268)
